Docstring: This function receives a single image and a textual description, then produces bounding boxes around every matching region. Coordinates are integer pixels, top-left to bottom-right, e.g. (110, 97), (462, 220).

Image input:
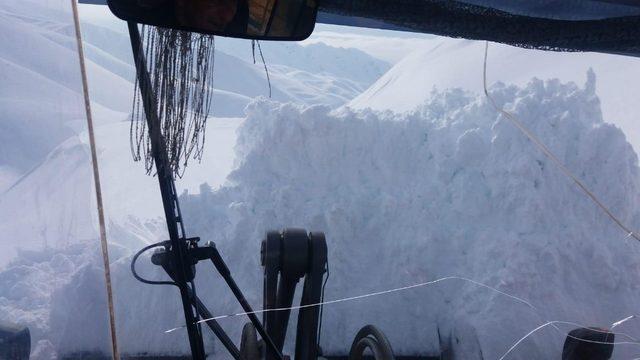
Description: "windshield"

(1, 1), (640, 359)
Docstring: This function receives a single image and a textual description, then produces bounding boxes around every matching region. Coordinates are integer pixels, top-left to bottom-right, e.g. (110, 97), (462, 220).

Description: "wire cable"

(482, 41), (639, 243)
(131, 241), (177, 286)
(252, 40), (272, 98)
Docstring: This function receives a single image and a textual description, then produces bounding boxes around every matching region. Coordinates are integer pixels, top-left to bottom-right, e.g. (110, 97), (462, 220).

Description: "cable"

(252, 40), (272, 98)
(164, 276), (542, 332)
(131, 241), (177, 286)
(317, 258), (330, 350)
(482, 41), (639, 243)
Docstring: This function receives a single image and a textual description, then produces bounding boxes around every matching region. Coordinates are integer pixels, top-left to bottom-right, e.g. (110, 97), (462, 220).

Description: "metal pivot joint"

(261, 229), (328, 360)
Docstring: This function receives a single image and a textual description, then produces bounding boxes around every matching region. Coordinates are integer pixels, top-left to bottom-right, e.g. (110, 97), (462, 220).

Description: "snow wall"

(6, 72), (640, 359)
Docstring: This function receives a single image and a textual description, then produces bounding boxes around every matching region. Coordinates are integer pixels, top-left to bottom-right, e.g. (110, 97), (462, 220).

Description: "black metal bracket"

(152, 240), (285, 360)
(262, 229), (328, 360)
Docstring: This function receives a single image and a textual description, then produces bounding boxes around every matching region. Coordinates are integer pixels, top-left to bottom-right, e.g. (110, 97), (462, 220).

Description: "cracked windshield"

(1, 1), (640, 359)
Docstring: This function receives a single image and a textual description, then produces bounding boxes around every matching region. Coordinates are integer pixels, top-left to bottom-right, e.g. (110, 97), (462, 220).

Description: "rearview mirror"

(107, 0), (318, 40)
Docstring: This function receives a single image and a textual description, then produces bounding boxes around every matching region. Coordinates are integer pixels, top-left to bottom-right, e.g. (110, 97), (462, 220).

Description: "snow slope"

(349, 39), (640, 153)
(0, 117), (241, 266)
(0, 0), (388, 202)
(215, 39), (389, 86)
(0, 0), (134, 113)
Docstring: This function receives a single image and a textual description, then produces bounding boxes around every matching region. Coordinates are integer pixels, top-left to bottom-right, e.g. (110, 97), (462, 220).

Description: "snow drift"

(19, 72), (640, 358)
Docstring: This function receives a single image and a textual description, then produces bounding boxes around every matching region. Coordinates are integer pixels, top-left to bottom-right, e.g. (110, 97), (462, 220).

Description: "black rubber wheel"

(240, 322), (261, 360)
(348, 325), (395, 360)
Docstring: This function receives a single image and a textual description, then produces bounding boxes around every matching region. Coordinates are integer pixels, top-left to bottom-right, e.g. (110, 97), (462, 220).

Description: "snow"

(216, 39), (389, 86)
(17, 74), (640, 359)
(0, 0), (388, 172)
(0, 0), (134, 113)
(0, 0), (386, 265)
(0, 136), (98, 265)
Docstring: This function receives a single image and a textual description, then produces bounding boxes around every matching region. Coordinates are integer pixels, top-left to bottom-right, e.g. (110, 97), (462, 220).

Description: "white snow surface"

(14, 74), (640, 358)
(177, 75), (640, 359)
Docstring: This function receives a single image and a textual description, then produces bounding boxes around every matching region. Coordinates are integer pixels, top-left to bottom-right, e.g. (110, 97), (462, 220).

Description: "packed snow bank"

(0, 243), (114, 359)
(8, 73), (640, 359)
(176, 73), (640, 359)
